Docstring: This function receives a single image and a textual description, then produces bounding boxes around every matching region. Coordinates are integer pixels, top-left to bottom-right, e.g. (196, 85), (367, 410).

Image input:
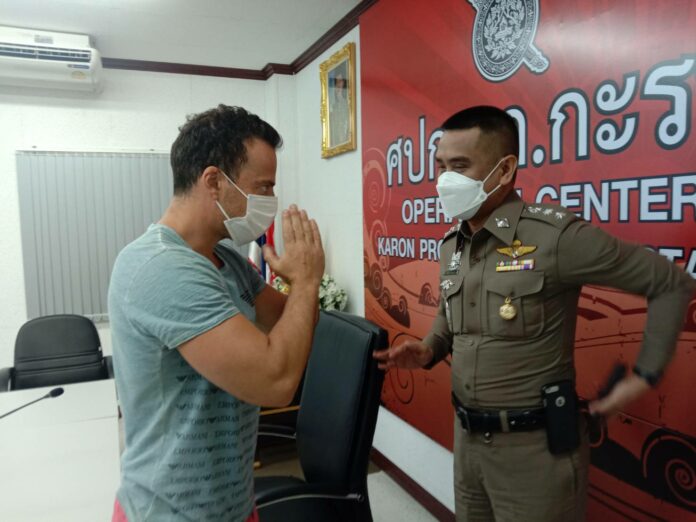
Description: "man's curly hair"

(170, 105), (282, 195)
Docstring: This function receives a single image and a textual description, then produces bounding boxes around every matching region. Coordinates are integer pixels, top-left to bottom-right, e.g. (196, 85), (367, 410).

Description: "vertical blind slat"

(17, 151), (171, 321)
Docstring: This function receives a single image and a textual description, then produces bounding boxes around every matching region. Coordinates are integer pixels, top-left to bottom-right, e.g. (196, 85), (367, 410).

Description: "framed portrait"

(320, 42), (357, 158)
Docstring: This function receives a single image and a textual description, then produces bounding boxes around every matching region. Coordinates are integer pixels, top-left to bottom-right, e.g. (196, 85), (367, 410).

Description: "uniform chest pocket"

(441, 276), (465, 334)
(485, 271), (545, 339)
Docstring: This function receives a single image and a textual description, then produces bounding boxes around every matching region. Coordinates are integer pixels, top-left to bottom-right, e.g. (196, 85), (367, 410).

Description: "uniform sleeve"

(557, 220), (696, 374)
(125, 251), (239, 349)
(422, 296), (453, 369)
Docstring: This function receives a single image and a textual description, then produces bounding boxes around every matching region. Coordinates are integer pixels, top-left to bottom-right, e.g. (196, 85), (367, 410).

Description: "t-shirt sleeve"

(245, 256), (266, 296)
(217, 242), (267, 296)
(124, 250), (240, 349)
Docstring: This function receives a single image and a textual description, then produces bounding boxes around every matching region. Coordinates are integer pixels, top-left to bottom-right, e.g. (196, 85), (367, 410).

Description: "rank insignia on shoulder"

(495, 217), (510, 228)
(496, 259), (535, 272)
(554, 211), (566, 220)
(440, 279), (454, 291)
(527, 206), (541, 214)
(496, 239), (537, 259)
(445, 251), (462, 274)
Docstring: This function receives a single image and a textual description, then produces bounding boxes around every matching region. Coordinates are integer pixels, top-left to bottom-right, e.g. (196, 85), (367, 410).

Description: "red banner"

(360, 0), (695, 519)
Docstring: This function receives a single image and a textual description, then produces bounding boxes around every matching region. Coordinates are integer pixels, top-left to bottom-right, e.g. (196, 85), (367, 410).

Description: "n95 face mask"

(436, 158), (504, 220)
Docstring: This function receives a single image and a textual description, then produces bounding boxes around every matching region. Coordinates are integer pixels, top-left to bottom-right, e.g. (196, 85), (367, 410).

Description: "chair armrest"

(257, 423), (296, 440)
(0, 367), (12, 392)
(255, 480), (362, 508)
(104, 356), (115, 379)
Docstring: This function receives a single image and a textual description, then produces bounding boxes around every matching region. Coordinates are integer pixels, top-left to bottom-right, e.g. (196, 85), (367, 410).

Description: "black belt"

(452, 393), (545, 434)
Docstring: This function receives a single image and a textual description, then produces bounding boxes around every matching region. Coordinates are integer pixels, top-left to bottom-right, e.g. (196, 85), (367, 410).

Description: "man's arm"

(373, 296), (451, 371)
(179, 206), (324, 408)
(557, 220), (696, 415)
(255, 285), (288, 333)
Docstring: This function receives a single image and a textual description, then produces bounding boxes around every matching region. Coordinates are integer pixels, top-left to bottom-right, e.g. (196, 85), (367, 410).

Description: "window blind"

(17, 151), (172, 322)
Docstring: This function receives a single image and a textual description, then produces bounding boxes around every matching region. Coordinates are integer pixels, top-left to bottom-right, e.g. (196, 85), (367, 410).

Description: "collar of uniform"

(482, 191), (524, 245)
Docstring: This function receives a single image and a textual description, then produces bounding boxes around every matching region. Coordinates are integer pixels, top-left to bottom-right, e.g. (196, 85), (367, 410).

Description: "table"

(0, 379), (120, 522)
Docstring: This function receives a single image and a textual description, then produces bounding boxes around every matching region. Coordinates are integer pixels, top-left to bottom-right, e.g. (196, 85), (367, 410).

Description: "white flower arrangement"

(272, 274), (347, 311)
(318, 274), (348, 311)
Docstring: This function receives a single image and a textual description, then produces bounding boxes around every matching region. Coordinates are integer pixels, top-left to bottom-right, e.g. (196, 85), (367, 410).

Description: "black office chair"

(254, 311), (387, 522)
(0, 314), (114, 391)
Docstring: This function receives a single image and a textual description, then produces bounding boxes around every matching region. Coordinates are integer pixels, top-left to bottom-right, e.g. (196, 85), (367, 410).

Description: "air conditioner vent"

(0, 43), (92, 63)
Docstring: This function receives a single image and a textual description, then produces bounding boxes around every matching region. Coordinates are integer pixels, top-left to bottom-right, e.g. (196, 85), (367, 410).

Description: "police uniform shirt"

(424, 191), (696, 409)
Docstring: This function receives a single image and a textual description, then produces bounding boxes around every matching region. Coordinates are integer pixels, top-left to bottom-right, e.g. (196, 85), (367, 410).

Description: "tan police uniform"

(423, 191), (696, 522)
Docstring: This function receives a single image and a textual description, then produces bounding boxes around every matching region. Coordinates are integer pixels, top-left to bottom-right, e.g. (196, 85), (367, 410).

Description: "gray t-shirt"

(108, 224), (265, 521)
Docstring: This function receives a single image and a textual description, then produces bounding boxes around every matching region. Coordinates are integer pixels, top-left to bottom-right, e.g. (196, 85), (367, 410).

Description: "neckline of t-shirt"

(148, 223), (229, 270)
(148, 223), (188, 247)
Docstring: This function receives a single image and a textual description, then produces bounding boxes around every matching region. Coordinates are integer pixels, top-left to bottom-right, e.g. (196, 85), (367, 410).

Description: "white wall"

(0, 27), (454, 513)
(0, 69), (267, 367)
(291, 27), (455, 512)
(281, 28), (365, 317)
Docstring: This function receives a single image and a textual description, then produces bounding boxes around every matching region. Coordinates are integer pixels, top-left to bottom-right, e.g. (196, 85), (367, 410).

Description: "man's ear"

(499, 155), (518, 186)
(201, 166), (223, 198)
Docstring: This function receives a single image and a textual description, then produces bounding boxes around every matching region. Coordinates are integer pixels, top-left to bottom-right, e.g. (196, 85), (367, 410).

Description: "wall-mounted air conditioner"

(0, 25), (102, 92)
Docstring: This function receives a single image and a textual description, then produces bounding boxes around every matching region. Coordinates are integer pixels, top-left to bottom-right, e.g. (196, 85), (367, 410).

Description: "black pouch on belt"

(541, 380), (579, 455)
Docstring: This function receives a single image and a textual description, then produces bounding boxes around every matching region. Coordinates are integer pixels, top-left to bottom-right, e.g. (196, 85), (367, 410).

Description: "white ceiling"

(1, 0), (361, 69)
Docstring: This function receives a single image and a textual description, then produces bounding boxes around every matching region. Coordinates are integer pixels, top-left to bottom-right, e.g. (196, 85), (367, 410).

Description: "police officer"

(373, 106), (696, 522)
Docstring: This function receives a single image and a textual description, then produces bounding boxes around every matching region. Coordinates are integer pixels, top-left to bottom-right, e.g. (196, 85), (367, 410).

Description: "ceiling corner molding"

(262, 63), (295, 79)
(101, 58), (266, 80)
(102, 0), (378, 80)
(290, 0), (378, 73)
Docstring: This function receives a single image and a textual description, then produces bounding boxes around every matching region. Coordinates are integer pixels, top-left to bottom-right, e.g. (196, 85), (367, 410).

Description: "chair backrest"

(296, 311), (387, 492)
(13, 314), (108, 390)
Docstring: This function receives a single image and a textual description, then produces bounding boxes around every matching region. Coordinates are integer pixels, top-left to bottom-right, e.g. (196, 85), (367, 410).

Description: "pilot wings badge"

(497, 239), (536, 259)
(468, 0), (549, 82)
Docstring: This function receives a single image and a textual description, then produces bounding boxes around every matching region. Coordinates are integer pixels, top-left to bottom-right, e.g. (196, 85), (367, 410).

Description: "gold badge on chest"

(497, 239), (536, 259)
(499, 296), (517, 320)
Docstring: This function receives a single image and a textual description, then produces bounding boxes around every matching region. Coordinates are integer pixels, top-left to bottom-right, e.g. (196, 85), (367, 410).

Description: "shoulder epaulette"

(521, 204), (578, 229)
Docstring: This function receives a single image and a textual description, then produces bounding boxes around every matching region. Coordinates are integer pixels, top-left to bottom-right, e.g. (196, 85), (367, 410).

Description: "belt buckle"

(458, 406), (472, 433)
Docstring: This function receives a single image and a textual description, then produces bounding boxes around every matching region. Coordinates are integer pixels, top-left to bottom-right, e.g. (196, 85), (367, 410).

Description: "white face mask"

(436, 158), (505, 221)
(216, 171), (278, 246)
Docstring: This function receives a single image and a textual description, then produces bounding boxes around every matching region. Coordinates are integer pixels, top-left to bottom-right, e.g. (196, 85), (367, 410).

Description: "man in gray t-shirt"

(108, 105), (324, 522)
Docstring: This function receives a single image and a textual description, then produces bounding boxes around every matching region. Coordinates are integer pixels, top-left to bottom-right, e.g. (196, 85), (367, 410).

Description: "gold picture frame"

(320, 42), (357, 158)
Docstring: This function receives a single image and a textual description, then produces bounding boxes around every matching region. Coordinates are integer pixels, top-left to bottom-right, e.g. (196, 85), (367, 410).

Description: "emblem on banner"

(468, 0), (549, 82)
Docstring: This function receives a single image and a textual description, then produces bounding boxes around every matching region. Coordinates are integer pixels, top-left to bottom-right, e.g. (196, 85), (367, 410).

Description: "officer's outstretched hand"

(588, 373), (651, 418)
(373, 340), (434, 371)
(263, 205), (324, 287)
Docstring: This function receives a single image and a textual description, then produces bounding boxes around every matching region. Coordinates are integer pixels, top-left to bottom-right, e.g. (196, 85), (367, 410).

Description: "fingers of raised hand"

(282, 208), (295, 244)
(300, 210), (314, 244)
(289, 206), (305, 242)
(310, 219), (322, 248)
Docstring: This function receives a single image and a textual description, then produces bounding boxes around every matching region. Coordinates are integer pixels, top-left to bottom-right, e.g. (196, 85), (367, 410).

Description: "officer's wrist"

(421, 344), (437, 369)
(632, 366), (661, 387)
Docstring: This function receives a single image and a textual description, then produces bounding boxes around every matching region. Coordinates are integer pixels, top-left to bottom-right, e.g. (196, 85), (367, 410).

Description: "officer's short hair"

(441, 106), (519, 158)
(170, 104), (282, 195)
